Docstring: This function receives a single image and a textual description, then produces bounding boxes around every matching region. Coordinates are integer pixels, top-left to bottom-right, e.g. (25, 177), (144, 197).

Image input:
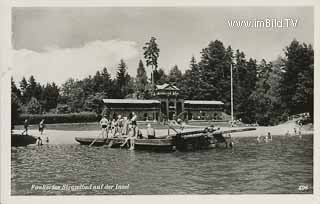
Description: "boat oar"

(89, 132), (102, 147)
(108, 139), (114, 147)
(167, 123), (179, 134)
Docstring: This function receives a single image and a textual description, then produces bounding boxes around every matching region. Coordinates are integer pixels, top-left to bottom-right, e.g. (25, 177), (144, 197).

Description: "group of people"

(99, 112), (157, 138)
(257, 132), (273, 143)
(21, 118), (46, 136)
(21, 118), (48, 146)
(99, 112), (157, 150)
(99, 112), (139, 138)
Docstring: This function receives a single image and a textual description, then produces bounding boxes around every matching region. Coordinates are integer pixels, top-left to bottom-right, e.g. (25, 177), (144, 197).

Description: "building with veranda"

(102, 83), (224, 121)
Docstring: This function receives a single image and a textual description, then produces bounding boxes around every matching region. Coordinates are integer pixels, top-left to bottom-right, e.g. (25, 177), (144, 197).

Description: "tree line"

(11, 38), (313, 126)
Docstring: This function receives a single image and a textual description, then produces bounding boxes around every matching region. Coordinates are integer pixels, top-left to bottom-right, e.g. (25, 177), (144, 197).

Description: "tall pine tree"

(136, 60), (148, 99)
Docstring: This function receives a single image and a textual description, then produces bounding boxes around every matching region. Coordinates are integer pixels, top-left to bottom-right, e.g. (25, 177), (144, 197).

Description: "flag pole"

(231, 63), (234, 126)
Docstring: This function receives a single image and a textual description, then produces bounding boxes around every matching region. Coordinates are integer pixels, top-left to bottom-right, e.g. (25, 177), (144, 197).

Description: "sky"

(12, 7), (313, 85)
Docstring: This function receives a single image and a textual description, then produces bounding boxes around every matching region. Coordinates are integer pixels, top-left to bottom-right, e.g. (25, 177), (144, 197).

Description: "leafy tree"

(280, 39), (313, 119)
(26, 97), (42, 114)
(168, 65), (182, 86)
(248, 59), (282, 125)
(60, 78), (85, 112)
(26, 75), (42, 101)
(11, 77), (21, 99)
(154, 68), (168, 85)
(235, 56), (258, 123)
(179, 56), (201, 99)
(11, 78), (22, 128)
(83, 93), (105, 114)
(42, 82), (60, 111)
(82, 75), (95, 97)
(197, 40), (230, 102)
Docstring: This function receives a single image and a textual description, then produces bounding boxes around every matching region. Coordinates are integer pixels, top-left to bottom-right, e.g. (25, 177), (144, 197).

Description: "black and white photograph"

(2, 3), (317, 200)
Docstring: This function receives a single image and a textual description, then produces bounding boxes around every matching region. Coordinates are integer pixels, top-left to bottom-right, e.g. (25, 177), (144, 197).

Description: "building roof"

(103, 99), (160, 104)
(184, 100), (224, 105)
(155, 83), (180, 91)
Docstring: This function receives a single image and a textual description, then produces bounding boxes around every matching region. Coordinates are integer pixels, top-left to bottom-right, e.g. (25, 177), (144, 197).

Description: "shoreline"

(12, 121), (313, 145)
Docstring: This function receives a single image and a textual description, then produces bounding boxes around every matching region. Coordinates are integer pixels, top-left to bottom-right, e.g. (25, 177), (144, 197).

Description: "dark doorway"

(176, 102), (182, 115)
(169, 111), (175, 120)
(161, 102), (167, 115)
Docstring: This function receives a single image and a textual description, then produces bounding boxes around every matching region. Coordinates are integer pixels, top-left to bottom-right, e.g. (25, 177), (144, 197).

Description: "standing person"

(107, 119), (112, 136)
(100, 116), (109, 138)
(129, 125), (138, 150)
(120, 124), (136, 148)
(114, 115), (123, 136)
(122, 117), (129, 136)
(118, 115), (124, 136)
(111, 118), (116, 136)
(36, 137), (43, 146)
(131, 112), (137, 137)
(298, 126), (302, 138)
(39, 119), (45, 135)
(21, 119), (29, 135)
(257, 135), (262, 143)
(267, 132), (272, 141)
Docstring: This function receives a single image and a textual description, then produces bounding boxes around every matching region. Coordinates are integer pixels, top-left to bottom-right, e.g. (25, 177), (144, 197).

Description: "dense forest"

(11, 38), (313, 126)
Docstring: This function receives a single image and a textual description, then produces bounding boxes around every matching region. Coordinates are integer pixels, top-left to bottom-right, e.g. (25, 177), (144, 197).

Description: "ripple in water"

(11, 135), (313, 195)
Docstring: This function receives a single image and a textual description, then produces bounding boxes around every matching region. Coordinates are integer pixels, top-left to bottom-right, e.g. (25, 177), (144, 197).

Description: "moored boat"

(74, 127), (256, 151)
(11, 134), (37, 146)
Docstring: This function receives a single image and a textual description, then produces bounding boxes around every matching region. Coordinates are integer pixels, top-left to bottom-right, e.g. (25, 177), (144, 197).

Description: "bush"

(17, 112), (99, 125)
(56, 104), (71, 114)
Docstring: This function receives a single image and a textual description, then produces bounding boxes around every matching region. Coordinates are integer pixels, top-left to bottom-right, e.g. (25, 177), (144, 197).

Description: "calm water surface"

(11, 135), (313, 195)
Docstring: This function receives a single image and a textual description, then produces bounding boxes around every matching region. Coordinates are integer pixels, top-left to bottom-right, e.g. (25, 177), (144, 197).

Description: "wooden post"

(230, 63), (234, 126)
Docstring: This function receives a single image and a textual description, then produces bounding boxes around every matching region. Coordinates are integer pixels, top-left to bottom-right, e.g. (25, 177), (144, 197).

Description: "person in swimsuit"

(39, 119), (45, 135)
(131, 112), (137, 137)
(122, 117), (129, 136)
(21, 119), (29, 135)
(100, 116), (109, 138)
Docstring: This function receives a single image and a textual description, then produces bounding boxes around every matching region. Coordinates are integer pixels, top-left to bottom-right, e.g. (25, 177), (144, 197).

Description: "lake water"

(11, 134), (313, 195)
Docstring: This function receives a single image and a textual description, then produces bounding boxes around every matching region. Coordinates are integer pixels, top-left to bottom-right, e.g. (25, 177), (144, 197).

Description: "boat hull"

(108, 137), (174, 152)
(75, 137), (107, 146)
(74, 129), (236, 151)
(134, 138), (174, 152)
(11, 134), (37, 146)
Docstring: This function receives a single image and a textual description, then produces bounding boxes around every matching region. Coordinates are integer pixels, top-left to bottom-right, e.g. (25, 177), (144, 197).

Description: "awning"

(184, 100), (224, 105)
(102, 99), (160, 104)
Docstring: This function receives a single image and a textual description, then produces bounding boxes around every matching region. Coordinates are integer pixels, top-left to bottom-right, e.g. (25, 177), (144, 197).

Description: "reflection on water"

(11, 135), (313, 195)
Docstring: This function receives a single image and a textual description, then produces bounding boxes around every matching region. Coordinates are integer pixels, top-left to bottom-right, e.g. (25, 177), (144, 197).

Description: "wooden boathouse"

(103, 83), (225, 121)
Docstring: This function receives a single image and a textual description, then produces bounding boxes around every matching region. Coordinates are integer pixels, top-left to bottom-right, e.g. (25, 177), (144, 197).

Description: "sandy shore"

(12, 121), (313, 145)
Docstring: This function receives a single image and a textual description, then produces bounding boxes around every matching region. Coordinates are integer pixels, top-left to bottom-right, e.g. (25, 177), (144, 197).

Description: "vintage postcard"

(1, 0), (319, 204)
